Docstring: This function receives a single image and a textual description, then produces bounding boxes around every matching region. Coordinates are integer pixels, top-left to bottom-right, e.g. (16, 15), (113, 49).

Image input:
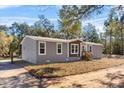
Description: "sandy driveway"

(43, 64), (124, 88)
(0, 60), (39, 88)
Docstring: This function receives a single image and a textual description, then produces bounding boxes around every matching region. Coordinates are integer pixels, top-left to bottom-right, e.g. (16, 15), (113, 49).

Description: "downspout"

(80, 43), (82, 57)
(67, 42), (69, 58)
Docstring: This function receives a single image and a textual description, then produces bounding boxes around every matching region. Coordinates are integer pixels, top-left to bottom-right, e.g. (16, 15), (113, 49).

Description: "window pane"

(90, 46), (92, 52)
(72, 48), (74, 53)
(40, 43), (44, 48)
(75, 45), (78, 53)
(72, 45), (74, 49)
(71, 45), (74, 53)
(58, 44), (61, 49)
(58, 49), (61, 53)
(40, 49), (44, 53)
(75, 48), (78, 53)
(75, 45), (78, 49)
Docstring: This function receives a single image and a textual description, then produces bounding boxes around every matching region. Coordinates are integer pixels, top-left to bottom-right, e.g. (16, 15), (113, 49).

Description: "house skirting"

(66, 57), (81, 62)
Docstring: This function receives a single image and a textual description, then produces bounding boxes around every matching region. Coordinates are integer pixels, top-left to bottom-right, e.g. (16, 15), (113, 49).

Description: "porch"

(68, 40), (93, 61)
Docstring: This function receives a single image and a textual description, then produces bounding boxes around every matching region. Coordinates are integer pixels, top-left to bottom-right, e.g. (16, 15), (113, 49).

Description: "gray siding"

(91, 45), (103, 58)
(36, 41), (68, 64)
(22, 37), (37, 64)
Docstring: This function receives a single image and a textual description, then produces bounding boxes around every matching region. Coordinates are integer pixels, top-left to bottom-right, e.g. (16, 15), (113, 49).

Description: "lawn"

(0, 57), (18, 60)
(14, 58), (124, 78)
(0, 57), (10, 60)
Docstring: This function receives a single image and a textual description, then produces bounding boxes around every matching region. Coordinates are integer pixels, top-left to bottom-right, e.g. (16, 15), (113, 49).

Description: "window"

(89, 46), (92, 52)
(56, 43), (62, 55)
(82, 46), (85, 51)
(71, 44), (79, 54)
(39, 42), (46, 55)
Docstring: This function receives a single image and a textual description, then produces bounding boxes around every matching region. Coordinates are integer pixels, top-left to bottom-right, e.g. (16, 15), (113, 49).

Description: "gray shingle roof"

(21, 35), (103, 46)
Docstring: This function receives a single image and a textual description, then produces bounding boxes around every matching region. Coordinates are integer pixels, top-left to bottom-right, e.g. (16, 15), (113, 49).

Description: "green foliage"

(2, 5), (124, 57)
(83, 23), (100, 43)
(0, 25), (8, 32)
(0, 32), (13, 56)
(58, 5), (82, 39)
(103, 6), (124, 55)
(58, 5), (103, 39)
(32, 15), (55, 37)
(9, 23), (29, 56)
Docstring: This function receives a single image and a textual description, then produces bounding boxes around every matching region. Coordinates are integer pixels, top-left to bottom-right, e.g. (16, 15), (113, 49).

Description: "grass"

(0, 57), (10, 60)
(0, 57), (18, 60)
(14, 58), (124, 78)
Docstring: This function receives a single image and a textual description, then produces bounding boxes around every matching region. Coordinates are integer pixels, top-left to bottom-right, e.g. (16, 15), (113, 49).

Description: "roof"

(83, 42), (103, 46)
(21, 35), (81, 44)
(21, 36), (103, 46)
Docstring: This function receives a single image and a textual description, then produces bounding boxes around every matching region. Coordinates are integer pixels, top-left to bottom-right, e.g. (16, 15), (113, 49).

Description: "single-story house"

(21, 36), (103, 64)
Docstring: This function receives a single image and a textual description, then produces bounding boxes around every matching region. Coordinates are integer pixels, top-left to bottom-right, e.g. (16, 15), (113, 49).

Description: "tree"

(104, 9), (119, 55)
(64, 5), (104, 23)
(33, 15), (55, 37)
(9, 22), (31, 39)
(9, 36), (19, 63)
(9, 22), (32, 56)
(58, 5), (82, 39)
(83, 23), (100, 43)
(0, 32), (13, 57)
(120, 14), (124, 55)
(111, 6), (124, 55)
(58, 5), (104, 39)
(103, 6), (124, 55)
(0, 25), (8, 32)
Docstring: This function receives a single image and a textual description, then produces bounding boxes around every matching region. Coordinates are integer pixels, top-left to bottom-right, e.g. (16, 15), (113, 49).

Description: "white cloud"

(0, 16), (38, 25)
(0, 5), (21, 9)
(83, 17), (107, 24)
(0, 16), (58, 26)
(0, 16), (38, 21)
(55, 5), (62, 9)
(50, 18), (58, 22)
(82, 17), (107, 33)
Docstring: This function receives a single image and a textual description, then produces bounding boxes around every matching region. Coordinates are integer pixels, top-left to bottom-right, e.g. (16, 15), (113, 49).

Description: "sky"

(0, 5), (113, 33)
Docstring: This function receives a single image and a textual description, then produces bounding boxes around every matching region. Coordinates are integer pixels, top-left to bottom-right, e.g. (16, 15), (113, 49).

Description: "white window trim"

(56, 43), (63, 55)
(38, 41), (46, 55)
(71, 44), (79, 54)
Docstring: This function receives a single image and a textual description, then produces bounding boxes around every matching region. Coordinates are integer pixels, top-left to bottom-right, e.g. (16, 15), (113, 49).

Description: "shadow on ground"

(0, 61), (63, 88)
(0, 72), (64, 88)
(95, 71), (124, 88)
(0, 72), (40, 88)
(0, 62), (22, 70)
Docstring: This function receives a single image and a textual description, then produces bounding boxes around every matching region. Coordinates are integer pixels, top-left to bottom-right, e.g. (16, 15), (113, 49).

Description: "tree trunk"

(117, 37), (120, 54)
(104, 32), (107, 54)
(122, 29), (124, 55)
(110, 30), (112, 56)
(10, 51), (13, 63)
(121, 30), (123, 55)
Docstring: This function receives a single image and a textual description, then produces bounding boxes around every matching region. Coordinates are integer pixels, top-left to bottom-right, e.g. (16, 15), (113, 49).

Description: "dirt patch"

(44, 64), (124, 88)
(15, 58), (124, 78)
(0, 61), (39, 88)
